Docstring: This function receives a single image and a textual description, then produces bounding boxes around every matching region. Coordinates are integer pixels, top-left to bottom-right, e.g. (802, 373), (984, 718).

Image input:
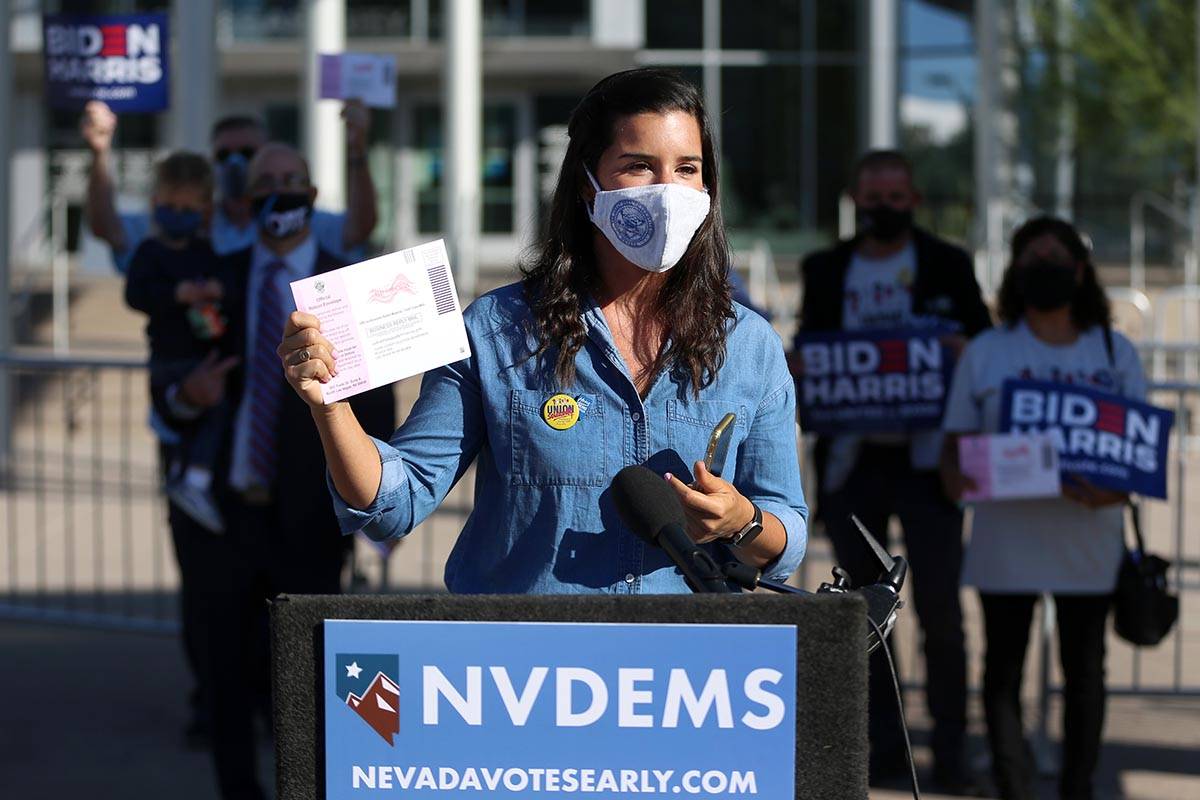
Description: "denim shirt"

(330, 282), (808, 594)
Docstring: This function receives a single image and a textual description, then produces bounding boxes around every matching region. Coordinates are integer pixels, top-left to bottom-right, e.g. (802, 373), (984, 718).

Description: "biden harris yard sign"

(43, 13), (169, 112)
(324, 620), (797, 798)
(793, 326), (956, 433)
(1000, 379), (1174, 499)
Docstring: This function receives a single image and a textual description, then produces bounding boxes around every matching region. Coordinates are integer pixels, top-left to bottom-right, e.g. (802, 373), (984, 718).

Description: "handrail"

(1130, 190), (1192, 291)
(0, 350), (148, 371)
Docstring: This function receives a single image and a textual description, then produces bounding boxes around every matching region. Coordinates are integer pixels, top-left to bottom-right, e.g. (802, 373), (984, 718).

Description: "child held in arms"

(125, 152), (236, 534)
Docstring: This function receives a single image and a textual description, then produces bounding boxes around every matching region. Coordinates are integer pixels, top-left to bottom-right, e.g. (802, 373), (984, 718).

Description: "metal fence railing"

(1, 354), (1196, 716)
(0, 352), (174, 631)
(0, 353), (468, 632)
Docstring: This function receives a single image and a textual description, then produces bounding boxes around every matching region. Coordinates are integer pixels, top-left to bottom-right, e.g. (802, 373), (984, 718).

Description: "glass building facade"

(20, 1), (1186, 277)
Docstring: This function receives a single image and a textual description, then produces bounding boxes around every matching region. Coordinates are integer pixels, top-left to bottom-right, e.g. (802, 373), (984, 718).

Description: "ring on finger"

(298, 348), (311, 363)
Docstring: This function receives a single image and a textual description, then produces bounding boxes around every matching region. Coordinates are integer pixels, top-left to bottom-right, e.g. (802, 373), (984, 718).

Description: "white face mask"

(585, 168), (711, 272)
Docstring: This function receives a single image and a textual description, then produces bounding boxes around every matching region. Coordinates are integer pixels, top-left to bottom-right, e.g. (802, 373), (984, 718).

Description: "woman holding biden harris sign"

(940, 216), (1146, 800)
(277, 68), (806, 593)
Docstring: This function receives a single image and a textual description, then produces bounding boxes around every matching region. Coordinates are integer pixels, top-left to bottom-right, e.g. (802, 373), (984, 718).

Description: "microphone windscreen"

(610, 465), (687, 545)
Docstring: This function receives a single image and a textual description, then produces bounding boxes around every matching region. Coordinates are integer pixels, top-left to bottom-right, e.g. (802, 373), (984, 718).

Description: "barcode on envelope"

(427, 264), (458, 315)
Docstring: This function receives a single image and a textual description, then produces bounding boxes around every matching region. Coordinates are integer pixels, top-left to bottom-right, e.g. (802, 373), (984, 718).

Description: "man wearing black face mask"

(791, 150), (992, 792)
(81, 100), (378, 275)
(148, 143), (395, 800)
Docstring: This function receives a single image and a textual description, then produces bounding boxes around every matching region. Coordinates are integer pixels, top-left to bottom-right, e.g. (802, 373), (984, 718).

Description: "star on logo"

(345, 661), (363, 679)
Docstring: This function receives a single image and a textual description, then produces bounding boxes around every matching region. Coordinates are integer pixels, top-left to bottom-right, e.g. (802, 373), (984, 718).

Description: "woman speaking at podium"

(278, 68), (807, 593)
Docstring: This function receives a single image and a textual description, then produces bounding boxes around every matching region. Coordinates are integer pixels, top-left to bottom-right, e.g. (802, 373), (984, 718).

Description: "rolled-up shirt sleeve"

(326, 338), (485, 541)
(736, 368), (809, 583)
(327, 435), (413, 539)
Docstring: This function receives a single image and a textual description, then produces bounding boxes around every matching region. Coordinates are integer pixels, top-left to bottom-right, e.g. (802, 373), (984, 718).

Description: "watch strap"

(729, 502), (763, 548)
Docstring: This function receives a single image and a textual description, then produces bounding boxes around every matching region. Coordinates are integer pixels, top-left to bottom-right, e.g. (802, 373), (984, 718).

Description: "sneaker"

(167, 481), (225, 534)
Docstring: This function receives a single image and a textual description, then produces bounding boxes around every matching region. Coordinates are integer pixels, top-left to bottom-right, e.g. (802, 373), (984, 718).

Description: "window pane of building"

(415, 103), (517, 234)
(482, 105), (516, 233)
(721, 0), (800, 51)
(899, 0), (975, 244)
(720, 66), (805, 250)
(347, 0), (411, 38)
(645, 0), (703, 50)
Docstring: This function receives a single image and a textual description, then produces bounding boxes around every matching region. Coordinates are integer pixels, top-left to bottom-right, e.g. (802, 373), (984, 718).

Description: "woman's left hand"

(1062, 475), (1127, 509)
(665, 461), (755, 544)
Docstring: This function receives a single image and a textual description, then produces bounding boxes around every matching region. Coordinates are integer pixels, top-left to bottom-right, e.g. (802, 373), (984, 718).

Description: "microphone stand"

(720, 515), (909, 655)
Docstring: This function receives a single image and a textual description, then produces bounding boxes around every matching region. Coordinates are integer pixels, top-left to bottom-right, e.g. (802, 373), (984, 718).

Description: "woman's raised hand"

(277, 311), (339, 408)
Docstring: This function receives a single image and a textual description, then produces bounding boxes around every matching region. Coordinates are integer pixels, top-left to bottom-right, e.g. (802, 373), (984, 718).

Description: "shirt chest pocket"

(665, 399), (749, 477)
(510, 389), (607, 486)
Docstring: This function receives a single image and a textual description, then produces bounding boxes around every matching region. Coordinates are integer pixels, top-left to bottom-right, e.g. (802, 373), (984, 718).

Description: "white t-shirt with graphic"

(842, 242), (917, 330)
(824, 241), (941, 489)
(942, 321), (1147, 594)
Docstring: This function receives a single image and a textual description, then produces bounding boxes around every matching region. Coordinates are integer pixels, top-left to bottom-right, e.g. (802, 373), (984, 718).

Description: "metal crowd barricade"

(0, 353), (467, 633)
(0, 351), (175, 631)
(2, 354), (1195, 722)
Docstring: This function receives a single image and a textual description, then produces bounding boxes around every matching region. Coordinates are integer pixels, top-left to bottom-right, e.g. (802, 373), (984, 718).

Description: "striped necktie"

(245, 259), (289, 495)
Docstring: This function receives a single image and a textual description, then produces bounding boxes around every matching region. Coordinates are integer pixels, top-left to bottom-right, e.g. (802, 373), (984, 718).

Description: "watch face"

(732, 521), (763, 548)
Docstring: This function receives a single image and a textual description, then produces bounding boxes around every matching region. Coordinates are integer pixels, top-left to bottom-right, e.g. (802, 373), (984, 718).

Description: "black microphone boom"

(611, 465), (732, 593)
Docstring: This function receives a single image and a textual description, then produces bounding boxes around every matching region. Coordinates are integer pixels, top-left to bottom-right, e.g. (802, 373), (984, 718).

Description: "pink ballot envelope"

(289, 239), (471, 404)
(958, 432), (1061, 501)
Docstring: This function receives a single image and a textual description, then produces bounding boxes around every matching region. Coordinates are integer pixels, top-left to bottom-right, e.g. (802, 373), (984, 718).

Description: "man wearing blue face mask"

(151, 142), (396, 800)
(80, 100), (378, 274)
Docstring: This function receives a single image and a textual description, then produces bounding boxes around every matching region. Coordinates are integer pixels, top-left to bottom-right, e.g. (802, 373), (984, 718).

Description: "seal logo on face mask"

(609, 199), (655, 248)
(541, 393), (581, 430)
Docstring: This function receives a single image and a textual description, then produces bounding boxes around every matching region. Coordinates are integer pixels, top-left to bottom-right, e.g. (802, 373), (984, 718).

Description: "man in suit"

(792, 150), (991, 792)
(158, 143), (395, 800)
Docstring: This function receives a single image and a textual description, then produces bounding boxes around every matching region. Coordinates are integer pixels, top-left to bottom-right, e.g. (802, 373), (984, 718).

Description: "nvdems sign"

(43, 13), (169, 112)
(324, 620), (797, 798)
(1000, 379), (1174, 499)
(794, 326), (955, 433)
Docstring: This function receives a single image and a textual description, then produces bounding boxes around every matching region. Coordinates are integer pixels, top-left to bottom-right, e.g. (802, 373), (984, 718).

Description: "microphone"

(610, 465), (733, 593)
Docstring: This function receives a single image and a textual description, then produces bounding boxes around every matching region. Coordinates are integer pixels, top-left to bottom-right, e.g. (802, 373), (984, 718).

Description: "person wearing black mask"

(940, 217), (1142, 800)
(80, 100), (378, 275)
(151, 143), (395, 800)
(790, 150), (992, 791)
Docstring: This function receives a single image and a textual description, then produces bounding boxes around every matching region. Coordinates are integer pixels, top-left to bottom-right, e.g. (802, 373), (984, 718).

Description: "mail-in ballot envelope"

(290, 240), (471, 404)
(958, 431), (1062, 501)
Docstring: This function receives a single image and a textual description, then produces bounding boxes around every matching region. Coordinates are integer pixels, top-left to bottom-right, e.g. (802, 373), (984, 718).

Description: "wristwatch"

(728, 502), (763, 549)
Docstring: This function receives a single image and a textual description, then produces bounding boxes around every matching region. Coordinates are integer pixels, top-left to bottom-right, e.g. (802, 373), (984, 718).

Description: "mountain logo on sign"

(335, 653), (400, 745)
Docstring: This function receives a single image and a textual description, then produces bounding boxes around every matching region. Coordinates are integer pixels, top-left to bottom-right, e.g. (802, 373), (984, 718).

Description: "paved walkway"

(3, 617), (1198, 800)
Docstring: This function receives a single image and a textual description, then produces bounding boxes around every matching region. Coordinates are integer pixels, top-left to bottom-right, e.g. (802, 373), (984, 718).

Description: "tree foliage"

(1059, 0), (1197, 175)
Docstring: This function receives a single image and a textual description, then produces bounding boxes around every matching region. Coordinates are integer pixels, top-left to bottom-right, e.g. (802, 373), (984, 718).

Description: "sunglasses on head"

(215, 146), (257, 163)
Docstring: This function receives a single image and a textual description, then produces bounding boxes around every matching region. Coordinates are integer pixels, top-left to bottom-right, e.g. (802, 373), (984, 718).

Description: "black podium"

(270, 592), (869, 800)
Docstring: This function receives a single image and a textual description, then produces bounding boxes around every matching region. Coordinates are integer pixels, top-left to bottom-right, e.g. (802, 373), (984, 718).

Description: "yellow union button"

(541, 393), (580, 430)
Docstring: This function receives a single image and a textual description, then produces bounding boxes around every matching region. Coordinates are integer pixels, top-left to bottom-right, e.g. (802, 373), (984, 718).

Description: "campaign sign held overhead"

(793, 326), (956, 433)
(324, 620), (796, 798)
(999, 379), (1174, 499)
(43, 13), (170, 112)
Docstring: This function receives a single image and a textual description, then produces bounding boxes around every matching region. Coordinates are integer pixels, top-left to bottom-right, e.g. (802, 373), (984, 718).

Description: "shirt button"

(624, 573), (635, 584)
(631, 411), (642, 421)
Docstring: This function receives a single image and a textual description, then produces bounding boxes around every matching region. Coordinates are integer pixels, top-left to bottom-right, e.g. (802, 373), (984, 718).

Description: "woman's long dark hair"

(520, 67), (733, 393)
(997, 215), (1112, 330)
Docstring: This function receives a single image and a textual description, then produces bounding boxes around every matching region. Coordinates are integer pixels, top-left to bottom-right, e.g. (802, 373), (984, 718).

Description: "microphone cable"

(866, 613), (921, 800)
